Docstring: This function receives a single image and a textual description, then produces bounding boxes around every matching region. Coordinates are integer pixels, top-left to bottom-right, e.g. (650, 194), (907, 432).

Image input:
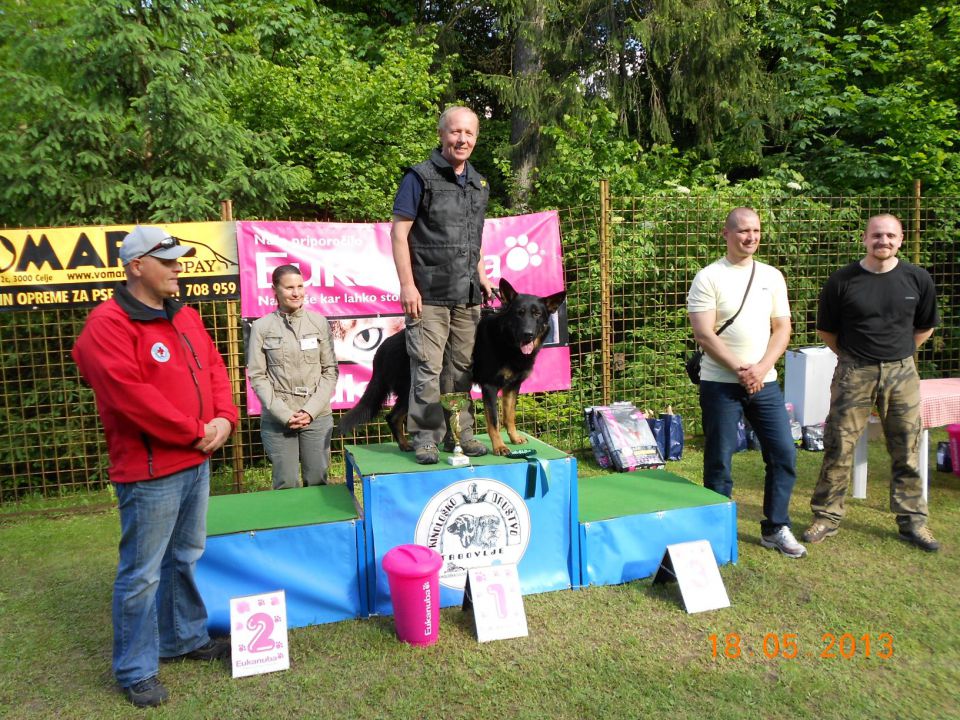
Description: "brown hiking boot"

(415, 445), (439, 464)
(898, 525), (940, 552)
(444, 438), (488, 457)
(802, 521), (838, 544)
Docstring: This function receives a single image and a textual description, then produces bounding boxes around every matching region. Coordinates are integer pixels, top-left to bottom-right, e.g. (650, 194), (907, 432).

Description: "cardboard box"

(784, 347), (838, 426)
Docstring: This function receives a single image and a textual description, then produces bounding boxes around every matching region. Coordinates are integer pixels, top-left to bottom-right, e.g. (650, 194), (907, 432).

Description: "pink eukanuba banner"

(237, 212), (570, 412)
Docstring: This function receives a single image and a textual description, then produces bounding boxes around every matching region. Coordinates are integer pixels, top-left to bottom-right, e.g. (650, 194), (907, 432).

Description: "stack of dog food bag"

(585, 402), (680, 471)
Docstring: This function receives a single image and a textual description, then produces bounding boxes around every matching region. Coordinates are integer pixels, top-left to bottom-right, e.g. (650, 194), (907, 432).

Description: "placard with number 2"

(230, 589), (290, 678)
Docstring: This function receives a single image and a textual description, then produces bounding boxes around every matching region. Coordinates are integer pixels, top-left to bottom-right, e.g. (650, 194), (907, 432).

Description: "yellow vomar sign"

(0, 222), (238, 310)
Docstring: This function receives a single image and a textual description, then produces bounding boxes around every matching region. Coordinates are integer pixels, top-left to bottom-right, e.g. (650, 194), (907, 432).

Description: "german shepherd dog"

(336, 278), (566, 456)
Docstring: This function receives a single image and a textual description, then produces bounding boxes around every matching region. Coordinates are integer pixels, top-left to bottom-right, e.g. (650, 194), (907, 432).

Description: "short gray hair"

(438, 105), (479, 133)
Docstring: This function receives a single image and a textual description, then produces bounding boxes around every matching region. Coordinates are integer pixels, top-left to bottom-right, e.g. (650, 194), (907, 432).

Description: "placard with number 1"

(463, 564), (528, 643)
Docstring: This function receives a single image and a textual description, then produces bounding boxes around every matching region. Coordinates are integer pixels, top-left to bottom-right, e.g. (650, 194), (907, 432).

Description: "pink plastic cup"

(382, 544), (443, 646)
(948, 424), (960, 478)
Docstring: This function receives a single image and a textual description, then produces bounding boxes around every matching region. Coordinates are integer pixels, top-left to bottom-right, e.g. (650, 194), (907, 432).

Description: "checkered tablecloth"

(919, 378), (960, 429)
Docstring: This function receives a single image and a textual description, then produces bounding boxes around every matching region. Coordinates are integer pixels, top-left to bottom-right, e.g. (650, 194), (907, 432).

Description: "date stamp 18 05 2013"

(709, 632), (894, 660)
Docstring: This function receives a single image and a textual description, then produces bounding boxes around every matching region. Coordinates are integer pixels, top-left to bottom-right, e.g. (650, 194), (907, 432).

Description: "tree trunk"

(509, 1), (545, 211)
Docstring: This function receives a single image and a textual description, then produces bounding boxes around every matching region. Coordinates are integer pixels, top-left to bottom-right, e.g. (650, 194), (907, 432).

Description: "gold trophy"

(440, 393), (471, 466)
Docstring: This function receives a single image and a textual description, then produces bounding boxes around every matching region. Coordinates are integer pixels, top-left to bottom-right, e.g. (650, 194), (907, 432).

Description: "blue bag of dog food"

(661, 408), (684, 461)
(646, 413), (666, 460)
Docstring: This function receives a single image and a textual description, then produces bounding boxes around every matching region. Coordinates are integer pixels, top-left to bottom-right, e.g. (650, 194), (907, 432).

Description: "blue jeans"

(700, 380), (797, 535)
(112, 462), (212, 687)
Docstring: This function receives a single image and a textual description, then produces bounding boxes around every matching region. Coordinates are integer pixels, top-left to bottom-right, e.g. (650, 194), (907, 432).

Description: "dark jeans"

(700, 380), (797, 535)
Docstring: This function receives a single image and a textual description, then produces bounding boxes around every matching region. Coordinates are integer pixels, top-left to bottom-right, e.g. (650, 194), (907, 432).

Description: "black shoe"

(898, 526), (940, 552)
(123, 676), (168, 708)
(161, 637), (231, 663)
(443, 438), (488, 457)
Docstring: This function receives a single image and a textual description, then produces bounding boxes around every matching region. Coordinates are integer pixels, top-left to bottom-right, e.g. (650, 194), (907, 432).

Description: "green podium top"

(345, 432), (569, 477)
(578, 470), (730, 523)
(206, 484), (359, 537)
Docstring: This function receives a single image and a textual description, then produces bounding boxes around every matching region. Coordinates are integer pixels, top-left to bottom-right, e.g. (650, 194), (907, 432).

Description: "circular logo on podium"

(415, 478), (531, 590)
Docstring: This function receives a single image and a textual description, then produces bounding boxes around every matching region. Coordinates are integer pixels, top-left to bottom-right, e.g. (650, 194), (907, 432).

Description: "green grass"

(1, 432), (959, 719)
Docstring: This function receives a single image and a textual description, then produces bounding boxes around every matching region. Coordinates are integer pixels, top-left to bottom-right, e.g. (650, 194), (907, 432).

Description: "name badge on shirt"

(301, 337), (319, 351)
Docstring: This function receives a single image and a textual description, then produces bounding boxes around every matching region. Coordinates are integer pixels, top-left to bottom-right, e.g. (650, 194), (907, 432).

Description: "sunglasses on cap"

(135, 236), (182, 260)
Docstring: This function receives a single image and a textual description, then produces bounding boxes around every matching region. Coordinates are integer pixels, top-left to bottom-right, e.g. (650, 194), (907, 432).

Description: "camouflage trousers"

(810, 354), (927, 530)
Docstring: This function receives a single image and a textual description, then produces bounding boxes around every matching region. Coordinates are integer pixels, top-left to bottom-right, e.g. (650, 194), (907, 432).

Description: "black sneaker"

(161, 637), (231, 663)
(898, 525), (940, 552)
(123, 676), (168, 708)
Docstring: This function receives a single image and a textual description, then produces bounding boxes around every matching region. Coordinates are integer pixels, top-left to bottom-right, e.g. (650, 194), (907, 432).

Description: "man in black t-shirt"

(802, 214), (941, 552)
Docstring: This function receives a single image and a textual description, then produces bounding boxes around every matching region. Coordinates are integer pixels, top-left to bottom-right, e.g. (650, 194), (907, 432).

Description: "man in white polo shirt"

(688, 207), (805, 558)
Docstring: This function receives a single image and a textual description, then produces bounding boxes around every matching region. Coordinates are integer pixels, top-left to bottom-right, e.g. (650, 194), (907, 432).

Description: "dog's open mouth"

(520, 342), (535, 355)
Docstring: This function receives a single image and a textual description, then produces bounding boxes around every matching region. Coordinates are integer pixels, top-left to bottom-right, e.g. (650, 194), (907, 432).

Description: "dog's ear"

(542, 290), (566, 314)
(498, 277), (517, 304)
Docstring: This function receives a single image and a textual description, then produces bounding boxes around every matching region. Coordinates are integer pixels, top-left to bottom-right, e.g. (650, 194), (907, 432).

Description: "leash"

(522, 451), (551, 499)
(480, 287), (502, 318)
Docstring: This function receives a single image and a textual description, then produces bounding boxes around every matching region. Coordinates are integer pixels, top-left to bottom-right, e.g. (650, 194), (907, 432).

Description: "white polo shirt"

(687, 257), (790, 384)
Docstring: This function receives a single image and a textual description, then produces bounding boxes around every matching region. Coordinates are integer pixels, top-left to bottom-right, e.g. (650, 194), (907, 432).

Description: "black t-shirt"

(817, 260), (939, 362)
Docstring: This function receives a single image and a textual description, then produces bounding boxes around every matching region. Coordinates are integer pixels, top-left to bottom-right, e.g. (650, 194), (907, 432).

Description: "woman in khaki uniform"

(248, 265), (339, 489)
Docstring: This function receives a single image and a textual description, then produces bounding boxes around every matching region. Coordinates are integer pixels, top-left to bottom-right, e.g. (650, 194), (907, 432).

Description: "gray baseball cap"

(120, 226), (197, 265)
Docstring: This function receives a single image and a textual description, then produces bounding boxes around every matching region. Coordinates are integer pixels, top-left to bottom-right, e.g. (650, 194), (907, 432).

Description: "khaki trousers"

(405, 303), (480, 449)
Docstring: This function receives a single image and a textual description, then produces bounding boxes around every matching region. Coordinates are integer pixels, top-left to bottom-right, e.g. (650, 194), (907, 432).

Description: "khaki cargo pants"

(405, 304), (480, 449)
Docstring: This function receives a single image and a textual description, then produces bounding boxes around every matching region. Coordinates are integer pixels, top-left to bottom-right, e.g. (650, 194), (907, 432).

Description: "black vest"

(408, 149), (489, 306)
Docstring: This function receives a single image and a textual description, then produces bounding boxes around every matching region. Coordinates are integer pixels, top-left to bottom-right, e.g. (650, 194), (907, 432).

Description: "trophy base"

(447, 453), (471, 467)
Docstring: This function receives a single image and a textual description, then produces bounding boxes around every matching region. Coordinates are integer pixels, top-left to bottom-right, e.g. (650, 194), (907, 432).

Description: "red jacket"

(73, 284), (239, 483)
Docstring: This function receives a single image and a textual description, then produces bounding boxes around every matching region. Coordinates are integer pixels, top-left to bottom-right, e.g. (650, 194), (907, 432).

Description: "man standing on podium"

(390, 105), (495, 465)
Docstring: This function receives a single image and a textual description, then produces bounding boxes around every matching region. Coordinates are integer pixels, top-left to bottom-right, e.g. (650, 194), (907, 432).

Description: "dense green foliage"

(1, 1), (958, 498)
(0, 0), (957, 224)
(0, 0), (305, 225)
(761, 0), (960, 196)
(223, 2), (450, 220)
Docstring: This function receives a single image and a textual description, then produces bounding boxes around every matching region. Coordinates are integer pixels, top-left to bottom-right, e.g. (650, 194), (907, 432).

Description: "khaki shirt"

(247, 309), (339, 423)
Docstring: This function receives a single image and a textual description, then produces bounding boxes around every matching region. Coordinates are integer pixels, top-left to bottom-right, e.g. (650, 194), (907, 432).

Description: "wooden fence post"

(221, 199), (245, 492)
(599, 179), (612, 407)
(912, 179), (921, 264)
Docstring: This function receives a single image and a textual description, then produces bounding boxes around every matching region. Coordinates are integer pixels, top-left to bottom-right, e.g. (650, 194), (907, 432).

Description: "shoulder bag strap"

(715, 260), (757, 337)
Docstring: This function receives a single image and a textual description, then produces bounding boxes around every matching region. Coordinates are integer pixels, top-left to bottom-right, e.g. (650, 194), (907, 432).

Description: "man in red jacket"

(73, 226), (239, 708)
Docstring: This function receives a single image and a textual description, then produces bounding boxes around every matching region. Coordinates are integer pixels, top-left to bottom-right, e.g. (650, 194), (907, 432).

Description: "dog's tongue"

(521, 342), (535, 355)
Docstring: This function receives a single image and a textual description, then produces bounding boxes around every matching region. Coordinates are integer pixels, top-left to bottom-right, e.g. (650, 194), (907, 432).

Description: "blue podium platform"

(345, 434), (579, 616)
(578, 470), (738, 587)
(195, 485), (367, 633)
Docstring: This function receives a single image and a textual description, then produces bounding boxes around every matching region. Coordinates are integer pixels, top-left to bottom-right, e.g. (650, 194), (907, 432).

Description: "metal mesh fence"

(555, 192), (960, 447)
(2, 193), (958, 505)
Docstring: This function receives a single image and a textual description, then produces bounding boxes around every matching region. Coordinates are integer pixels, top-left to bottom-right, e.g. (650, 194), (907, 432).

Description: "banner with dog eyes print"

(237, 213), (570, 412)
